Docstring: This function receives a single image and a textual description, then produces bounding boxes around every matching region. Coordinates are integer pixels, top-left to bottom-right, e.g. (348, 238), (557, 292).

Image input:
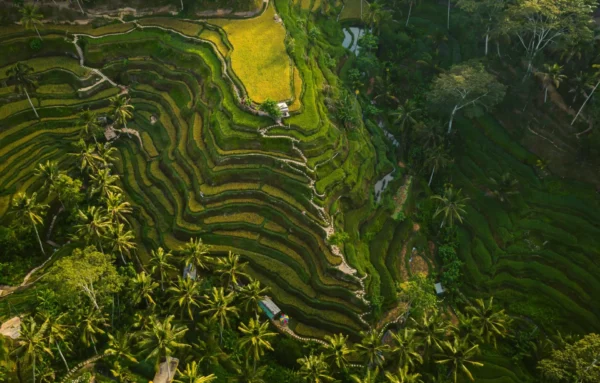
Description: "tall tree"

(403, 0), (421, 26)
(488, 173), (519, 203)
(167, 276), (202, 321)
(457, 0), (507, 55)
(13, 316), (52, 383)
(391, 328), (423, 370)
(431, 186), (469, 228)
(74, 206), (111, 251)
(105, 331), (138, 363)
(237, 318), (277, 372)
(297, 353), (335, 383)
(138, 315), (189, 377)
(105, 191), (132, 225)
(6, 62), (40, 118)
(321, 333), (353, 372)
(238, 279), (269, 316)
(572, 64), (600, 126)
(149, 247), (176, 291)
(71, 140), (104, 173)
(40, 312), (70, 372)
(465, 297), (511, 348)
(10, 192), (48, 256)
(434, 337), (483, 382)
(20, 5), (43, 40)
(105, 223), (136, 265)
(180, 237), (211, 277)
(35, 160), (59, 192)
(214, 251), (249, 288)
(351, 367), (380, 383)
(89, 168), (121, 199)
(411, 310), (450, 356)
(51, 173), (84, 211)
(110, 95), (134, 129)
(538, 333), (600, 383)
(80, 310), (107, 354)
(201, 287), (239, 344)
(131, 271), (159, 308)
(175, 361), (216, 383)
(385, 366), (424, 383)
(535, 63), (567, 103)
(424, 144), (452, 187)
(505, 0), (595, 74)
(428, 62), (506, 134)
(354, 330), (390, 370)
(78, 109), (102, 143)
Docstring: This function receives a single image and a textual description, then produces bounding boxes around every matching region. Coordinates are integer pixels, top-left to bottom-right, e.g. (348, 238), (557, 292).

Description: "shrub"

(29, 38), (42, 51)
(260, 98), (282, 118)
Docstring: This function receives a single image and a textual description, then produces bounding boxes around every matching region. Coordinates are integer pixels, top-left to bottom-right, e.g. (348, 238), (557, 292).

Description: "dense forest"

(0, 0), (599, 382)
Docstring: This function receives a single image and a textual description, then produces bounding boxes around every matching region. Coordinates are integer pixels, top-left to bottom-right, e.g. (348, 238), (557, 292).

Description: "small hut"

(258, 297), (281, 319)
(277, 102), (290, 118)
(434, 282), (445, 295)
(152, 357), (179, 383)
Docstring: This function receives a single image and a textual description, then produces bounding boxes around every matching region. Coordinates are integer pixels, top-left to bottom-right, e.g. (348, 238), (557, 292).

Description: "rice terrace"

(0, 0), (599, 382)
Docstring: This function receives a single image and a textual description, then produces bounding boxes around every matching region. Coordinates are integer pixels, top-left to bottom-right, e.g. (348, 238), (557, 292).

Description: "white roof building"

(277, 102), (290, 117)
(434, 283), (445, 295)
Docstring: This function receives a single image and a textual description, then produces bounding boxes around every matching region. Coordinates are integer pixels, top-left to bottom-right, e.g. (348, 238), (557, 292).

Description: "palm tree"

(465, 297), (511, 348)
(149, 247), (176, 291)
(572, 64), (600, 126)
(201, 287), (239, 344)
(192, 337), (221, 371)
(13, 316), (52, 383)
(424, 144), (452, 187)
(321, 333), (352, 372)
(175, 361), (216, 383)
(488, 173), (519, 203)
(35, 160), (59, 192)
(410, 310), (449, 356)
(106, 223), (136, 265)
(96, 143), (118, 166)
(385, 366), (424, 383)
(434, 337), (483, 382)
(105, 331), (138, 363)
(6, 62), (39, 118)
(237, 318), (277, 372)
(403, 0), (422, 26)
(80, 310), (107, 354)
(78, 109), (102, 143)
(138, 315), (189, 377)
(214, 251), (249, 288)
(392, 99), (421, 133)
(431, 186), (469, 228)
(105, 191), (132, 225)
(40, 313), (70, 372)
(354, 330), (390, 370)
(297, 353), (335, 383)
(366, 1), (389, 35)
(71, 140), (103, 173)
(535, 64), (567, 103)
(232, 362), (268, 383)
(167, 276), (202, 321)
(351, 367), (380, 383)
(132, 271), (159, 308)
(180, 237), (211, 278)
(568, 70), (594, 105)
(90, 168), (121, 199)
(238, 279), (269, 315)
(20, 5), (43, 40)
(74, 206), (110, 251)
(10, 192), (48, 256)
(110, 95), (134, 129)
(390, 328), (423, 370)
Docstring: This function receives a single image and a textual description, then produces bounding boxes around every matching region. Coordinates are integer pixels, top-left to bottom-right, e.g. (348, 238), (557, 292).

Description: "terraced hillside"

(0, 2), (378, 337)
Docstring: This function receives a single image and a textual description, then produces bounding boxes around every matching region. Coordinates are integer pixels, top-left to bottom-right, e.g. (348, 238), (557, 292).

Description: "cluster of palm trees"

(296, 298), (511, 383)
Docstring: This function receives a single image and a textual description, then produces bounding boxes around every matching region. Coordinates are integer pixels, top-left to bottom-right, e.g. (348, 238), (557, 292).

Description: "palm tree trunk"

(32, 354), (36, 383)
(92, 339), (98, 355)
(406, 2), (413, 27)
(31, 219), (46, 256)
(24, 88), (40, 118)
(485, 27), (490, 56)
(428, 166), (435, 186)
(34, 25), (42, 40)
(75, 0), (85, 14)
(447, 105), (458, 134)
(544, 87), (548, 103)
(119, 249), (127, 265)
(56, 342), (70, 371)
(447, 0), (451, 30)
(572, 80), (600, 126)
(496, 41), (501, 57)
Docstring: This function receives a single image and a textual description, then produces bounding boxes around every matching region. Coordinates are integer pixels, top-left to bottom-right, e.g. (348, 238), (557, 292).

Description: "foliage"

(538, 333), (600, 383)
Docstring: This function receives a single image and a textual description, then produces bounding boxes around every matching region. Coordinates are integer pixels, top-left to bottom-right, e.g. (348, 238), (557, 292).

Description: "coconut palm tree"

(488, 173), (519, 203)
(105, 223), (136, 265)
(434, 337), (483, 382)
(167, 276), (202, 321)
(391, 328), (423, 370)
(138, 315), (189, 377)
(175, 361), (216, 383)
(424, 144), (452, 187)
(410, 310), (449, 356)
(20, 5), (43, 40)
(180, 237), (211, 278)
(238, 279), (269, 315)
(110, 95), (134, 129)
(90, 168), (121, 199)
(351, 367), (380, 383)
(238, 318), (277, 372)
(354, 330), (390, 370)
(10, 192), (48, 256)
(214, 251), (249, 288)
(392, 99), (421, 133)
(96, 143), (118, 166)
(192, 337), (221, 371)
(13, 316), (52, 383)
(80, 310), (107, 354)
(431, 186), (469, 228)
(105, 331), (138, 363)
(572, 64), (600, 126)
(232, 362), (268, 383)
(6, 62), (39, 118)
(35, 160), (59, 192)
(149, 247), (176, 291)
(74, 206), (110, 251)
(105, 191), (132, 225)
(132, 271), (159, 308)
(535, 64), (567, 103)
(321, 333), (353, 372)
(568, 70), (595, 105)
(465, 297), (511, 348)
(297, 353), (335, 383)
(385, 366), (424, 383)
(201, 287), (239, 344)
(40, 312), (71, 372)
(78, 109), (102, 143)
(403, 0), (422, 26)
